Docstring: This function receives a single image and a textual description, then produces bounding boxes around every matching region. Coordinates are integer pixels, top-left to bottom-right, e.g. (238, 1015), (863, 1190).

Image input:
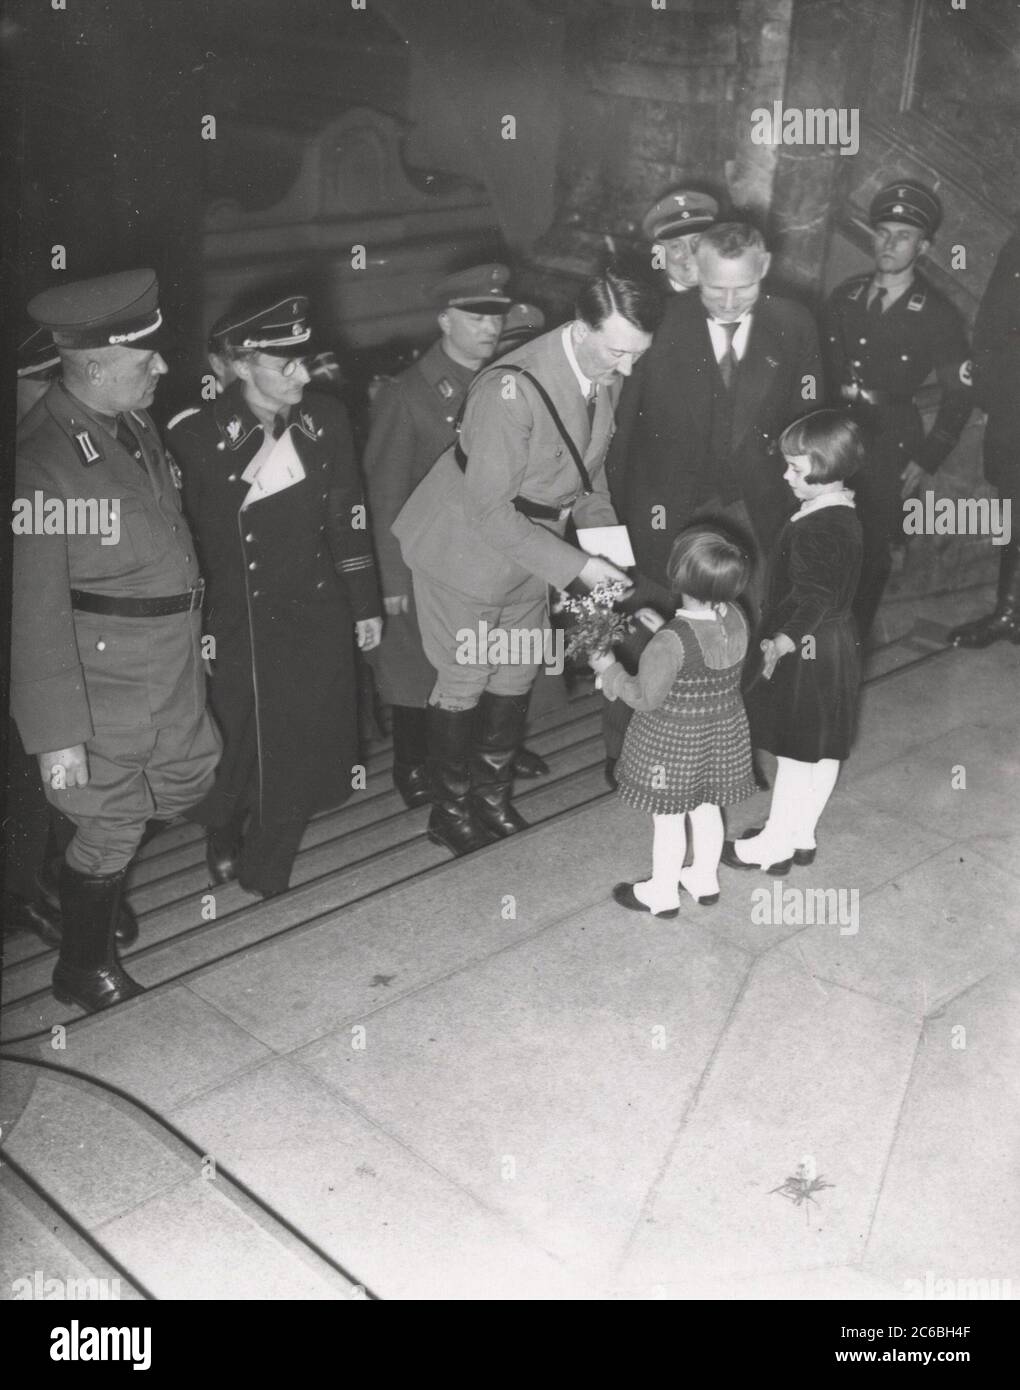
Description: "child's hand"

(590, 651), (616, 676)
(760, 632), (796, 680)
(633, 607), (666, 634)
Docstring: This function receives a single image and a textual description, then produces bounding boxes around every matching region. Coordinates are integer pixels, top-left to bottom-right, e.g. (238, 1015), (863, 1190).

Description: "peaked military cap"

(497, 302), (546, 352)
(869, 180), (942, 237)
(642, 189), (719, 242)
(431, 263), (512, 314)
(28, 269), (163, 349)
(17, 326), (61, 378)
(215, 294), (312, 354)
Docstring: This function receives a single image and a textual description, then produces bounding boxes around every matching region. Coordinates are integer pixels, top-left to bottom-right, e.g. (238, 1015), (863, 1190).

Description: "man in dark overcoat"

(169, 295), (381, 898)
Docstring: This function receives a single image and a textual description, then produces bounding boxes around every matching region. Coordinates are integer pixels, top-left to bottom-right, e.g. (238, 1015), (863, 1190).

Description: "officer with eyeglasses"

(167, 294), (381, 898)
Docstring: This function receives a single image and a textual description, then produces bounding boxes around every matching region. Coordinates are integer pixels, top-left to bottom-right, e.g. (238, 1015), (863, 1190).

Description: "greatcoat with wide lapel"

(169, 383), (379, 852)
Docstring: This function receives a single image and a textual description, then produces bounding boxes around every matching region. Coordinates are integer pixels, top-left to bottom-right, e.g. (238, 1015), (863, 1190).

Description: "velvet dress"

(743, 496), (863, 762)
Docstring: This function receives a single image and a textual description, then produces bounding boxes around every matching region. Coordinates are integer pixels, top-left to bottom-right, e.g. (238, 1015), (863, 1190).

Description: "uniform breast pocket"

(74, 499), (158, 581)
(75, 614), (154, 728)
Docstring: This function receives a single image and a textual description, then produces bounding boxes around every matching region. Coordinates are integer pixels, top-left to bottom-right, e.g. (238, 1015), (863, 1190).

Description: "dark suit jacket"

(606, 291), (822, 587)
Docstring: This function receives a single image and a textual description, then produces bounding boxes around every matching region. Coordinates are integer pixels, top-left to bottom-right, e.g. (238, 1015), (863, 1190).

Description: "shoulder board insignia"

(226, 416), (243, 444)
(72, 429), (102, 467)
(167, 406), (202, 431)
(299, 409), (316, 435)
(167, 452), (183, 490)
(907, 290), (926, 311)
(436, 378), (455, 400)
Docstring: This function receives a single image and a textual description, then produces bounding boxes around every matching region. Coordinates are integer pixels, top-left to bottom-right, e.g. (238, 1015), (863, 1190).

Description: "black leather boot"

(52, 863), (145, 1013)
(206, 822), (244, 886)
(390, 705), (432, 808)
(426, 706), (493, 856)
(471, 692), (530, 838)
(949, 538), (1020, 648)
(38, 855), (139, 947)
(513, 746), (549, 779)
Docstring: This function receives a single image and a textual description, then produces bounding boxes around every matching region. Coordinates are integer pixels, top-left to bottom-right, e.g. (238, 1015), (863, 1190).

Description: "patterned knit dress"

(609, 604), (756, 816)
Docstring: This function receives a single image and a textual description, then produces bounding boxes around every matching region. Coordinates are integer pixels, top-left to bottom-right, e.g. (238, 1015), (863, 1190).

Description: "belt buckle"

(189, 579), (205, 612)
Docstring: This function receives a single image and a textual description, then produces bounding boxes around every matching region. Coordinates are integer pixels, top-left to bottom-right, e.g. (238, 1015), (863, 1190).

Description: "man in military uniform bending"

(365, 265), (550, 805)
(823, 180), (972, 639)
(11, 271), (221, 1012)
(393, 268), (659, 856)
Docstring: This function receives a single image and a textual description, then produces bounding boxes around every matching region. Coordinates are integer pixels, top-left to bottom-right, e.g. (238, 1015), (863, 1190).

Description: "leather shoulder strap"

(454, 365), (593, 495)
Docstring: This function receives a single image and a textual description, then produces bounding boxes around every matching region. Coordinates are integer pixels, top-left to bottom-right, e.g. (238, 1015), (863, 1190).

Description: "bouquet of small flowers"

(555, 579), (635, 663)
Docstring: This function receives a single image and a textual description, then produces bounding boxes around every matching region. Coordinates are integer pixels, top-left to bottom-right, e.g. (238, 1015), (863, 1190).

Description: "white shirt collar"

(791, 490), (856, 522)
(706, 312), (753, 362)
(675, 603), (727, 620)
(562, 324), (594, 397)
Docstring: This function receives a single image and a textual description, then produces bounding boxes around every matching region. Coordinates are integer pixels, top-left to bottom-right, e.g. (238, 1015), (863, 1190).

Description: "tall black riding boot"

(949, 538), (1020, 648)
(39, 853), (140, 947)
(52, 863), (145, 1013)
(426, 706), (493, 856)
(471, 692), (530, 838)
(391, 705), (432, 808)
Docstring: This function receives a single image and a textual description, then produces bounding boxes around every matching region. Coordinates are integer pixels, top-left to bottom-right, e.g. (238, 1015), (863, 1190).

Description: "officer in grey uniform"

(11, 271), (221, 1012)
(823, 181), (972, 639)
(641, 189), (719, 294)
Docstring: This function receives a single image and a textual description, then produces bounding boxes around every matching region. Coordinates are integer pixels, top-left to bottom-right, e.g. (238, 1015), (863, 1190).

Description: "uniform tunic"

(604, 605), (756, 816)
(392, 326), (621, 701)
(364, 341), (474, 706)
(169, 383), (379, 894)
(743, 500), (863, 763)
(11, 383), (219, 875)
(822, 272), (971, 512)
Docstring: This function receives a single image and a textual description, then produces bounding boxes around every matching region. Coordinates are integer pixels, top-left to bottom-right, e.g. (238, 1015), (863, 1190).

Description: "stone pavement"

(2, 638), (1018, 1300)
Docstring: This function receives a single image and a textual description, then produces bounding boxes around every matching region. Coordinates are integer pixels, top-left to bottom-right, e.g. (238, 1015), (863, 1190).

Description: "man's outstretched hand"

(578, 556), (633, 592)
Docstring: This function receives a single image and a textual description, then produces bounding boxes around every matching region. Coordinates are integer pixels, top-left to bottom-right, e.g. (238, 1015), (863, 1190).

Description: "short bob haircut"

(666, 524), (752, 603)
(779, 409), (866, 484)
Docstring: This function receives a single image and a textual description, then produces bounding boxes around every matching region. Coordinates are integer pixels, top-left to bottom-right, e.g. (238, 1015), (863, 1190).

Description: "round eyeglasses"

(257, 355), (311, 378)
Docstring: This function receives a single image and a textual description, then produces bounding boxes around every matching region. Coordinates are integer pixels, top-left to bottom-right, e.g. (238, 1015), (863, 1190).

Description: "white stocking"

(633, 813), (686, 913)
(733, 756), (809, 865)
(680, 802), (724, 899)
(793, 758), (840, 849)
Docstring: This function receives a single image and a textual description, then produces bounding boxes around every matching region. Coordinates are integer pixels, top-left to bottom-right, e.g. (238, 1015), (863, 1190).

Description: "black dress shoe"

(513, 746), (549, 779)
(720, 840), (793, 876)
(206, 828), (242, 885)
(611, 882), (680, 919)
(3, 892), (63, 946)
(393, 762), (432, 809)
(677, 881), (719, 907)
(738, 827), (815, 866)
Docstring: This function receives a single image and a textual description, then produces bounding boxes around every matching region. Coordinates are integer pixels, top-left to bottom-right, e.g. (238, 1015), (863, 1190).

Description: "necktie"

(717, 322), (740, 390)
(586, 386), (598, 430)
(867, 286), (887, 317)
(271, 412), (287, 440)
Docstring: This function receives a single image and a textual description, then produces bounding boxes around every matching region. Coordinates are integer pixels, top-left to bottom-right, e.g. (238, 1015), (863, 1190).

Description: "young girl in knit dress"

(591, 525), (757, 917)
(722, 409), (864, 874)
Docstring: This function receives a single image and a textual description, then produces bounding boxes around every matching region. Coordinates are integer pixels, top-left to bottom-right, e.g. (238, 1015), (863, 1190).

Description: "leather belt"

(70, 580), (205, 617)
(512, 495), (572, 522)
(840, 384), (912, 408)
